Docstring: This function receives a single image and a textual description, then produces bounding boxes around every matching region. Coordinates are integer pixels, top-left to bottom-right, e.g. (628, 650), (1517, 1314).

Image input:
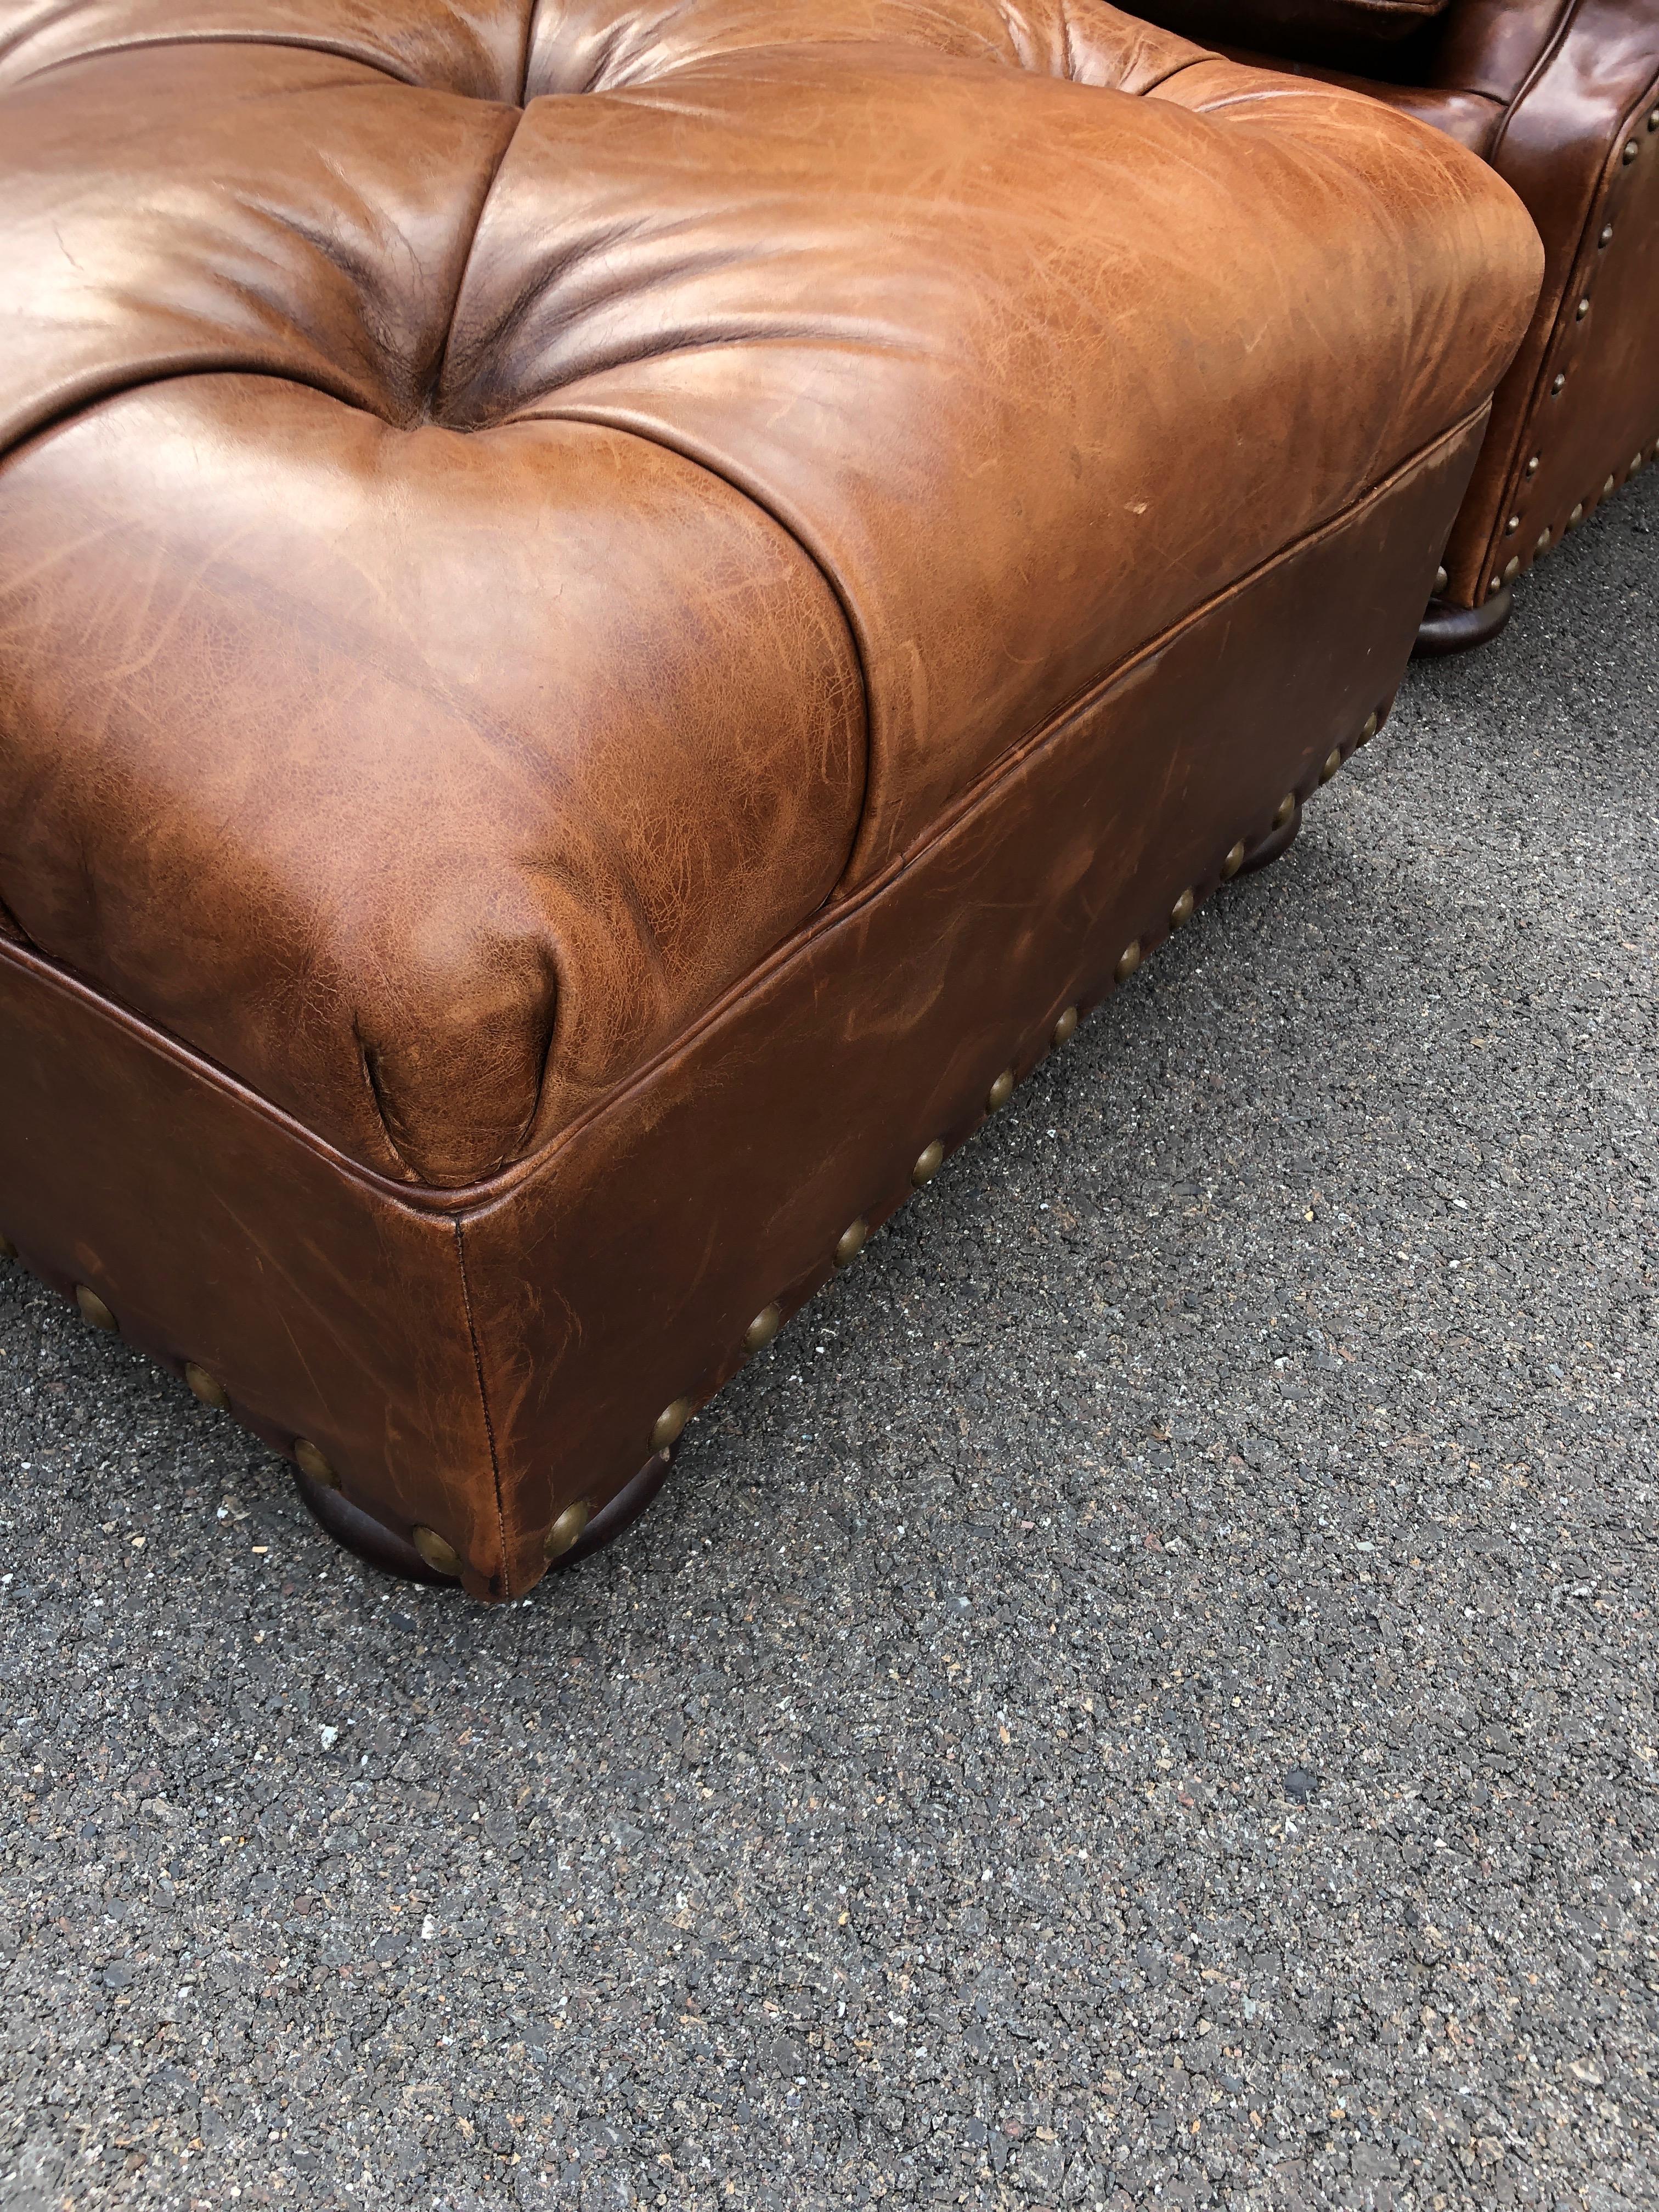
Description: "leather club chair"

(0, 0), (1539, 1598)
(1129, 0), (1659, 653)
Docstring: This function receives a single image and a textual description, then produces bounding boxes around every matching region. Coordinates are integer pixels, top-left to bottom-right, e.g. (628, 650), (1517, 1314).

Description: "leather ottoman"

(0, 0), (1540, 1598)
(1134, 0), (1659, 652)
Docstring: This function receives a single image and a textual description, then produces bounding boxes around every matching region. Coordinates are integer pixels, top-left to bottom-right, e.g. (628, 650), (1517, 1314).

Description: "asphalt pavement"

(1, 462), (1656, 2212)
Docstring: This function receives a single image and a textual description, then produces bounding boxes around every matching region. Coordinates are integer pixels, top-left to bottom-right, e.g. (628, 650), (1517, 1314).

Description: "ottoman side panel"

(0, 944), (505, 1592)
(460, 411), (1484, 1595)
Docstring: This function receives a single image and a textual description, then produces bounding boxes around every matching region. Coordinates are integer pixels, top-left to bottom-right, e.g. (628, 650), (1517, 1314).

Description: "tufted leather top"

(0, 0), (1541, 1186)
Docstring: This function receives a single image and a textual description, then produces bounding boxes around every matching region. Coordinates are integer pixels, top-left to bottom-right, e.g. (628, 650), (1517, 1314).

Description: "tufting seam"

(423, 103), (529, 419)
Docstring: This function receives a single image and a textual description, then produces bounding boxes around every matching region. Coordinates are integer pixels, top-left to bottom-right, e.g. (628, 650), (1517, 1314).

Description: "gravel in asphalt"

(1, 465), (1656, 2212)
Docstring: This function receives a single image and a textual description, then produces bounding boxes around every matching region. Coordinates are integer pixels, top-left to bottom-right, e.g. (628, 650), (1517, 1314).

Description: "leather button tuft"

(985, 1069), (1014, 1113)
(184, 1362), (228, 1410)
(411, 1526), (462, 1577)
(1051, 1006), (1079, 1048)
(1319, 747), (1342, 784)
(650, 1397), (692, 1451)
(744, 1302), (783, 1351)
(76, 1285), (117, 1331)
(1220, 840), (1246, 881)
(1272, 793), (1296, 830)
(294, 1438), (338, 1488)
(834, 1218), (869, 1266)
(1169, 887), (1195, 930)
(911, 1139), (945, 1185)
(1114, 941), (1142, 984)
(544, 1500), (591, 1561)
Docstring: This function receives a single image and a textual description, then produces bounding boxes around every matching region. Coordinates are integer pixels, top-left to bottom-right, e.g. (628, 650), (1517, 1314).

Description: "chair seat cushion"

(0, 0), (1538, 1186)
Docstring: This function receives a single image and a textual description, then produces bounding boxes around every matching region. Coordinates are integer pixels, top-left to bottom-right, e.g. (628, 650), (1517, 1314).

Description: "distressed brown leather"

(1136, 0), (1659, 610)
(0, 0), (1541, 1592)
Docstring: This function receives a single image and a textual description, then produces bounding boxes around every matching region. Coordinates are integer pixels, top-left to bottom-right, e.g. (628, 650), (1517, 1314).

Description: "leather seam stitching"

(454, 1218), (511, 1598)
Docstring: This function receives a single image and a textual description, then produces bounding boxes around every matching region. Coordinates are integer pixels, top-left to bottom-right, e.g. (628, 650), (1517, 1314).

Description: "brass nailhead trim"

(184, 1363), (229, 1411)
(1503, 556), (1521, 582)
(1551, 374), (1566, 396)
(75, 1285), (117, 1332)
(1272, 793), (1296, 831)
(1575, 297), (1590, 320)
(1220, 840), (1246, 881)
(1319, 747), (1342, 785)
(1434, 565), (1448, 595)
(1359, 712), (1378, 746)
(1623, 139), (1639, 163)
(1169, 887), (1195, 930)
(1604, 475), (1616, 497)
(1504, 515), (1519, 534)
(1524, 456), (1539, 478)
(1569, 503), (1584, 528)
(1536, 528), (1551, 554)
(294, 1438), (338, 1488)
(1600, 224), (1615, 247)
(1114, 941), (1142, 985)
(985, 1068), (1014, 1114)
(411, 1525), (463, 1577)
(834, 1217), (870, 1266)
(745, 1302), (783, 1351)
(911, 1140), (945, 1186)
(544, 1500), (591, 1562)
(651, 1397), (692, 1451)
(1051, 1006), (1079, 1048)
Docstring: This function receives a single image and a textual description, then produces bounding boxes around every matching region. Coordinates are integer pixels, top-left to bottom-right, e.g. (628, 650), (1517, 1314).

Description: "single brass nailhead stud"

(1220, 840), (1246, 881)
(0, 1232), (15, 1261)
(1536, 528), (1551, 554)
(1504, 515), (1519, 534)
(1051, 1006), (1079, 1049)
(651, 1397), (692, 1451)
(1319, 747), (1343, 784)
(985, 1069), (1014, 1114)
(1272, 793), (1296, 831)
(911, 1139), (945, 1186)
(1604, 475), (1616, 496)
(1434, 565), (1448, 594)
(1114, 941), (1142, 985)
(1169, 887), (1195, 930)
(1524, 456), (1539, 478)
(1569, 503), (1584, 528)
(1633, 453), (1645, 476)
(1360, 713), (1379, 746)
(1551, 374), (1566, 395)
(76, 1285), (117, 1332)
(745, 1302), (783, 1351)
(544, 1500), (591, 1562)
(1488, 577), (1502, 598)
(1503, 556), (1521, 582)
(1650, 109), (1658, 130)
(411, 1525), (462, 1577)
(184, 1363), (229, 1411)
(1623, 139), (1639, 163)
(1600, 223), (1615, 247)
(1575, 296), (1590, 320)
(294, 1438), (338, 1488)
(834, 1217), (870, 1266)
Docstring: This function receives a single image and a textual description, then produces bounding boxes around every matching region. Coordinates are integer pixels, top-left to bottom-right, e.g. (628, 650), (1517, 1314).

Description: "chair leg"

(1412, 583), (1513, 659)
